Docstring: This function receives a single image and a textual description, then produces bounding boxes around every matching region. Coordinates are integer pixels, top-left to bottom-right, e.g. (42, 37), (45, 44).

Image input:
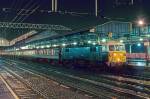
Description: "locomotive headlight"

(113, 53), (117, 56)
(117, 58), (120, 62)
(119, 53), (123, 56)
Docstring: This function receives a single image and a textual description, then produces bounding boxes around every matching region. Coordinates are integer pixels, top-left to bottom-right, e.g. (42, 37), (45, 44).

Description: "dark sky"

(0, 0), (150, 19)
(0, 0), (148, 12)
(0, 0), (150, 23)
(1, 0), (150, 40)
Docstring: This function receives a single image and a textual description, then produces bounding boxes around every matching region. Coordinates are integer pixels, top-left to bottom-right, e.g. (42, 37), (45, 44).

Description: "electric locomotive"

(61, 41), (126, 67)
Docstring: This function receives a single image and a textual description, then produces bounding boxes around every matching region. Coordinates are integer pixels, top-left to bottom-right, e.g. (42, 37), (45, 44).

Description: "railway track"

(2, 63), (120, 99)
(2, 66), (95, 99)
(4, 58), (150, 89)
(0, 69), (43, 99)
(4, 58), (150, 81)
(1, 58), (150, 99)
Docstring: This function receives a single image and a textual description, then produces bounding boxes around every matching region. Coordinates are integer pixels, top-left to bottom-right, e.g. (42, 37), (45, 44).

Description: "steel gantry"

(0, 22), (72, 31)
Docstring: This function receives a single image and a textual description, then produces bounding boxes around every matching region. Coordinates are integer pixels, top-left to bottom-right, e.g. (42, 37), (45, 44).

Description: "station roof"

(0, 13), (107, 41)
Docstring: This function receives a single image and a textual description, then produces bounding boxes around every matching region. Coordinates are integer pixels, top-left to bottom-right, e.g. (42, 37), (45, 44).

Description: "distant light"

(93, 42), (96, 45)
(137, 43), (141, 46)
(73, 42), (77, 45)
(138, 20), (144, 26)
(21, 46), (26, 49)
(53, 44), (57, 47)
(102, 39), (106, 42)
(139, 38), (143, 41)
(36, 46), (39, 49)
(41, 46), (44, 48)
(16, 48), (19, 51)
(120, 40), (123, 43)
(62, 43), (66, 46)
(21, 46), (28, 49)
(88, 41), (92, 43)
(46, 45), (50, 48)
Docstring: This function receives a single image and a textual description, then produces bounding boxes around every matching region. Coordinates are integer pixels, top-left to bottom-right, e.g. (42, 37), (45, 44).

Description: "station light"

(46, 45), (50, 48)
(53, 44), (57, 47)
(88, 40), (92, 44)
(62, 43), (66, 46)
(120, 40), (123, 43)
(92, 42), (96, 45)
(139, 38), (143, 41)
(16, 48), (19, 51)
(102, 39), (106, 43)
(21, 46), (28, 50)
(21, 46), (26, 49)
(73, 42), (77, 45)
(138, 20), (144, 26)
(137, 43), (141, 46)
(41, 46), (44, 48)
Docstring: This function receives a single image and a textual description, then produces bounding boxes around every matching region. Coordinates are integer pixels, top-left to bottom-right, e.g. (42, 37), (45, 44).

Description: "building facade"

(95, 21), (132, 39)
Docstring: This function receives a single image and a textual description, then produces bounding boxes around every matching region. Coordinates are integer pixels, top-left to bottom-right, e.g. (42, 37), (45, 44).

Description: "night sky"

(0, 0), (150, 40)
(0, 0), (150, 22)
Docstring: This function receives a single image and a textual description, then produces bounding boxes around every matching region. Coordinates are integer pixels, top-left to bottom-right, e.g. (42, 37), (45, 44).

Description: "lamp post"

(138, 20), (144, 36)
(95, 0), (98, 17)
(138, 19), (149, 66)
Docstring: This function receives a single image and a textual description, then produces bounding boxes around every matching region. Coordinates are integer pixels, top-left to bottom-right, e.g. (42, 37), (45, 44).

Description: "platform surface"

(0, 77), (15, 99)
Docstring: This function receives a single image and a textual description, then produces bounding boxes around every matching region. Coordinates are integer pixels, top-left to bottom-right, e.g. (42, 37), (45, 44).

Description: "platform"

(128, 59), (150, 67)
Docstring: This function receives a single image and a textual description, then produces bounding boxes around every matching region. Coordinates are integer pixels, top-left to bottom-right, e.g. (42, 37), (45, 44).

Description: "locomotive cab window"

(102, 45), (108, 52)
(115, 45), (125, 51)
(109, 45), (115, 51)
(109, 45), (125, 51)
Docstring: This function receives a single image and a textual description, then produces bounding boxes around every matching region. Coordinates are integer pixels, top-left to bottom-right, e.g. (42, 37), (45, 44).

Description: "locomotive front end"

(107, 43), (126, 66)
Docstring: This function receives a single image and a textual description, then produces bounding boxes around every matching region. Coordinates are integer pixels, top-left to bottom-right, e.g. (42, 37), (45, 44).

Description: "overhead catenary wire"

(15, 2), (40, 23)
(13, 0), (41, 23)
(19, 6), (40, 23)
(11, 0), (34, 22)
(1, 0), (40, 41)
(10, 0), (37, 39)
